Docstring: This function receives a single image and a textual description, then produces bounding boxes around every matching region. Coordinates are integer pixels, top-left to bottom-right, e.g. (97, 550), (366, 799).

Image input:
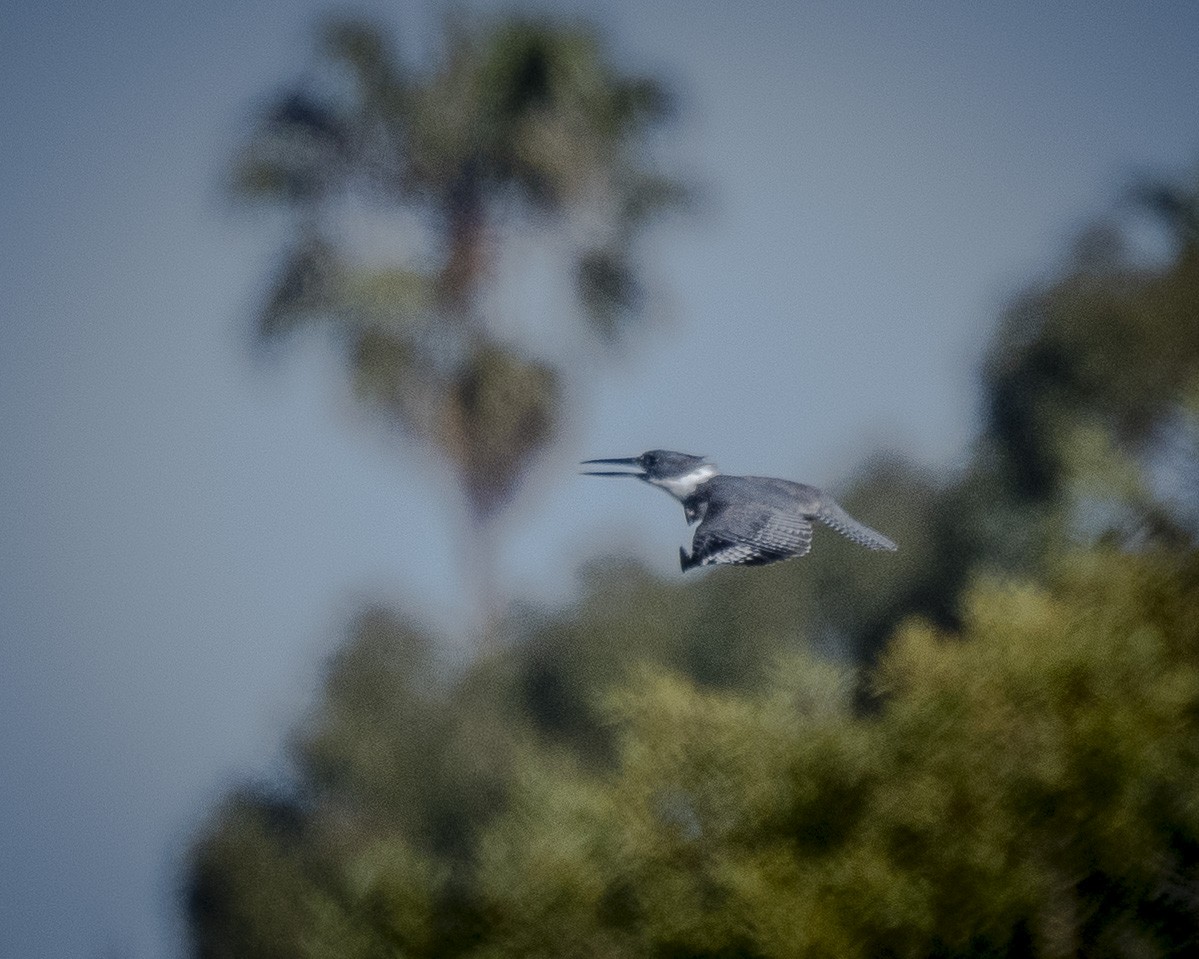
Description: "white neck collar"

(648, 463), (719, 501)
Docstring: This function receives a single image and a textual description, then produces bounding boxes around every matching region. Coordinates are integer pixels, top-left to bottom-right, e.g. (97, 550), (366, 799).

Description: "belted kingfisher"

(581, 449), (898, 571)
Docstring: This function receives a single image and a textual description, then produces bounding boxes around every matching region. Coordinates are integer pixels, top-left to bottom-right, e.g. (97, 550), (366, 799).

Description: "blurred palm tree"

(230, 15), (688, 631)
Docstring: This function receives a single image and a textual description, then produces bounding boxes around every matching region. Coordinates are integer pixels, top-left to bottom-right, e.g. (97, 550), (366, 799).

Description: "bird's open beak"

(579, 456), (645, 477)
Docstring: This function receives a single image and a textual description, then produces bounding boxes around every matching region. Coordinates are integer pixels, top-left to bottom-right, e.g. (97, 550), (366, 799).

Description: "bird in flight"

(581, 449), (897, 571)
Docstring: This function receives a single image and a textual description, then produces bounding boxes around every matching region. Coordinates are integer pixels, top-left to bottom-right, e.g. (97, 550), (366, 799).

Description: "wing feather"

(688, 500), (813, 568)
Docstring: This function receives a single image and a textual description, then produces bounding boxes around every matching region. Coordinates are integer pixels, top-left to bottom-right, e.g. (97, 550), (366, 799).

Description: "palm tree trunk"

(455, 508), (501, 649)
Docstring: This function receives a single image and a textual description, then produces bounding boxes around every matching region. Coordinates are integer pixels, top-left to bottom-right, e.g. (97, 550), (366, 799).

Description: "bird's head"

(580, 450), (717, 498)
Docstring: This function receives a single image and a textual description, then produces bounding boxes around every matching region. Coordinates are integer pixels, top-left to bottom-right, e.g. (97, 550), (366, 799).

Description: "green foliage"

(186, 552), (1199, 959)
(818, 166), (1199, 666)
(475, 552), (1199, 959)
(983, 168), (1199, 541)
(187, 790), (445, 959)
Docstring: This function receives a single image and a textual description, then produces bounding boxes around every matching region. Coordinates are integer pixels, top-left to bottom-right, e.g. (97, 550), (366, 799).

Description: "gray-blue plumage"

(581, 449), (897, 571)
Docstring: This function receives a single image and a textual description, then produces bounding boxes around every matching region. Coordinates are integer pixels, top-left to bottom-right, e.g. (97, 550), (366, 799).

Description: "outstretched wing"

(686, 500), (813, 568)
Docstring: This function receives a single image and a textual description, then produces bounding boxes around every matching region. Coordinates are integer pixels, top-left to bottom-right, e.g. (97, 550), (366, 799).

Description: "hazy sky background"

(2, 0), (1197, 956)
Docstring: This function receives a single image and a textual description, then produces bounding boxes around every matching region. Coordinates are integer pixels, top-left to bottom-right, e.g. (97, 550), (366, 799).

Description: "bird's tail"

(817, 500), (898, 551)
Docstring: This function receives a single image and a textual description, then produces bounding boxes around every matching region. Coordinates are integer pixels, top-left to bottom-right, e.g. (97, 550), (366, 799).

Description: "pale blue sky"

(2, 1), (1197, 955)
